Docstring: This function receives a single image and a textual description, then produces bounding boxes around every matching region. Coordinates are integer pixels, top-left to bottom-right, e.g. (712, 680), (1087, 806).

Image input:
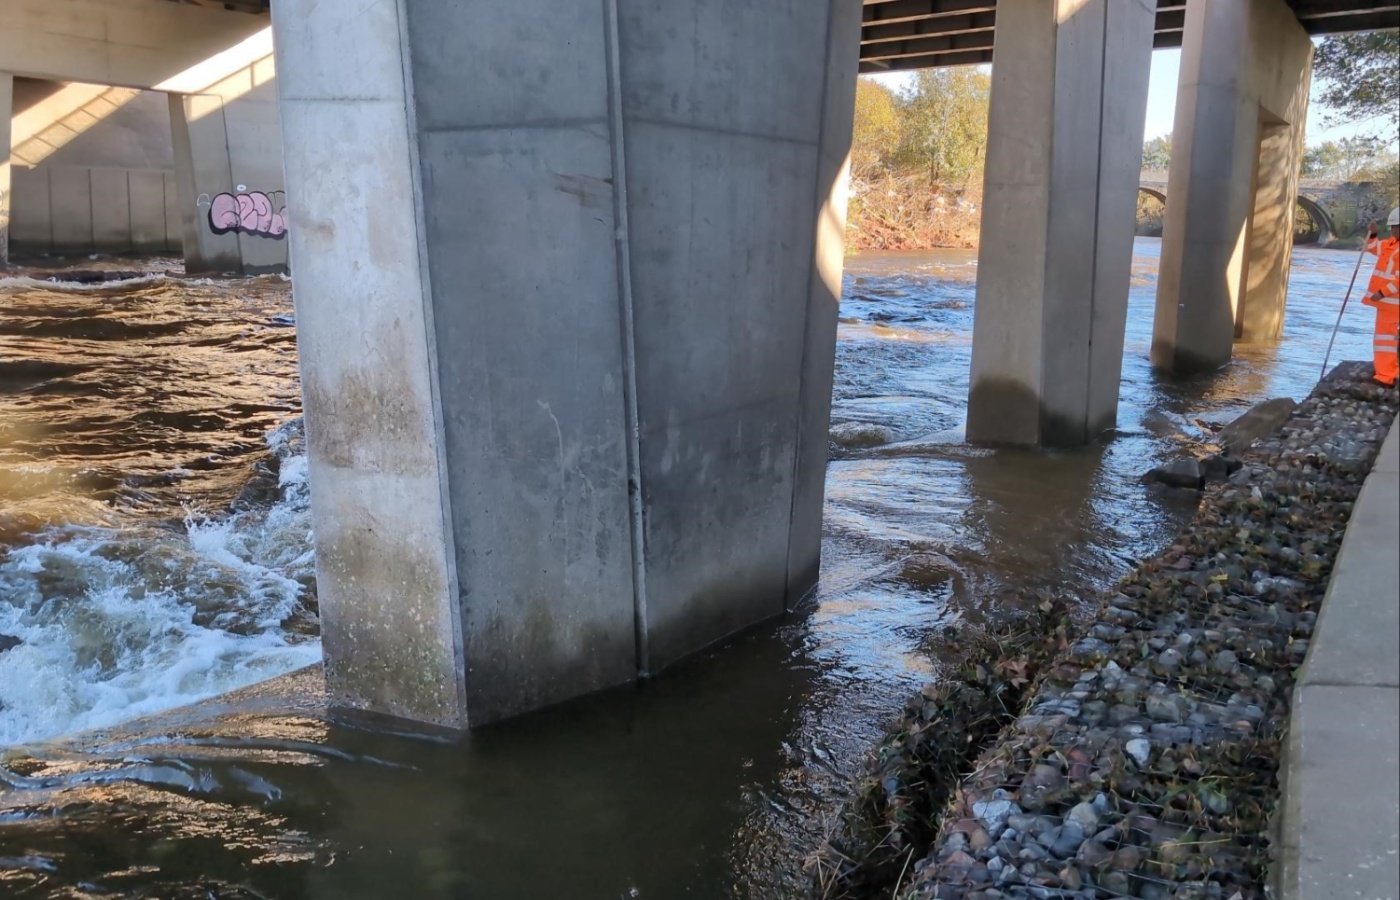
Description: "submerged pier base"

(272, 0), (862, 728)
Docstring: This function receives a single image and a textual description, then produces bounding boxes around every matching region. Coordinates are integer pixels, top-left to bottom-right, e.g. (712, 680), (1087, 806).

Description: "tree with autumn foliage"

(894, 68), (992, 190)
(1312, 32), (1400, 138)
(846, 71), (992, 250)
(851, 78), (904, 179)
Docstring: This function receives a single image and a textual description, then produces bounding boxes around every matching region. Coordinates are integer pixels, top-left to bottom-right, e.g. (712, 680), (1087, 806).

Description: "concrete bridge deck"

(859, 0), (1399, 72)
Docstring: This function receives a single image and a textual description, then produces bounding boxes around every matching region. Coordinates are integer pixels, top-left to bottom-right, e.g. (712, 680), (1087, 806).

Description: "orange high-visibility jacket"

(1364, 234), (1399, 310)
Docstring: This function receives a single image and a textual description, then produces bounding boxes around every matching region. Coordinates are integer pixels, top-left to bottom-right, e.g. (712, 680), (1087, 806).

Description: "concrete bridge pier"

(968, 0), (1155, 446)
(1152, 0), (1313, 374)
(271, 0), (861, 728)
(1, 72), (12, 265)
(169, 93), (245, 274)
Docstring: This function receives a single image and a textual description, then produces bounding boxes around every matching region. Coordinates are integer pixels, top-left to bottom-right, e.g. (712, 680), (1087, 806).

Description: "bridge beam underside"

(272, 0), (862, 729)
(1152, 0), (1313, 373)
(967, 0), (1155, 447)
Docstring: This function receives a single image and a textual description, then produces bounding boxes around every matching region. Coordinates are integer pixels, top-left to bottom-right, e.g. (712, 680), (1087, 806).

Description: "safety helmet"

(1389, 207), (1400, 228)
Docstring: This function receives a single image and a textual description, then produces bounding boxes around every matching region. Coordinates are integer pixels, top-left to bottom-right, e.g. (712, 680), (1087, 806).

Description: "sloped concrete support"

(170, 77), (286, 275)
(968, 0), (1155, 446)
(1152, 0), (1312, 374)
(1, 72), (13, 265)
(272, 0), (860, 728)
(169, 93), (241, 273)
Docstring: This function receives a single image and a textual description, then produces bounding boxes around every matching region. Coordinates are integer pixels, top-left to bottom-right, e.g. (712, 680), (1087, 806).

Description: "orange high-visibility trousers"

(1363, 235), (1399, 385)
(1374, 307), (1399, 386)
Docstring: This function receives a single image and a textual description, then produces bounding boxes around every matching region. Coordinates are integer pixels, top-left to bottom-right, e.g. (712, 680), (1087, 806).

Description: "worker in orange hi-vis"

(1362, 207), (1400, 387)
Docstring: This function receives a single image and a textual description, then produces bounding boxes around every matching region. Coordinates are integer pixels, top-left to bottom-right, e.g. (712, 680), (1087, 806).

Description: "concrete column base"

(1151, 0), (1312, 374)
(272, 0), (859, 728)
(1, 72), (13, 265)
(169, 93), (242, 274)
(967, 0), (1155, 447)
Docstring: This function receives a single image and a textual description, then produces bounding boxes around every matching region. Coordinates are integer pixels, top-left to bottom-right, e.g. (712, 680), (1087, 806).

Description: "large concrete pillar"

(169, 93), (242, 274)
(169, 89), (288, 274)
(271, 0), (860, 728)
(166, 27), (287, 276)
(1152, 0), (1312, 374)
(1, 72), (13, 266)
(967, 0), (1155, 446)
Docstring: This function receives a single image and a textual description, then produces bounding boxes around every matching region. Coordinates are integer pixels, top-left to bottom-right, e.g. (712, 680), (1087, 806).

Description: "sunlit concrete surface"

(1279, 423), (1400, 900)
(1152, 0), (1314, 374)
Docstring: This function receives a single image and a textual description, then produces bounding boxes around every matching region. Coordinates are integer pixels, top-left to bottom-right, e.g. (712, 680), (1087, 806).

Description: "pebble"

(1113, 845), (1143, 871)
(1125, 738), (1152, 767)
(1212, 649), (1240, 673)
(1100, 871), (1131, 893)
(973, 793), (1021, 830)
(1066, 801), (1099, 832)
(1145, 693), (1184, 723)
(1077, 839), (1113, 868)
(1048, 823), (1084, 858)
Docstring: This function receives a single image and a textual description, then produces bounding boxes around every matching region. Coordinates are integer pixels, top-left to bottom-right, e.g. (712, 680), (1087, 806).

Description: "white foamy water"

(0, 273), (173, 293)
(0, 420), (320, 746)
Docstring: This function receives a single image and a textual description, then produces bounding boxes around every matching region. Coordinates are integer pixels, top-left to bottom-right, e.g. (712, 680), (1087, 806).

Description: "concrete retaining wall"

(1278, 421), (1399, 899)
(9, 165), (180, 254)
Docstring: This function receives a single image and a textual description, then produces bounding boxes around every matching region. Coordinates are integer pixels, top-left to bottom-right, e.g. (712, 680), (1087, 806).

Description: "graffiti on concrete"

(208, 190), (288, 239)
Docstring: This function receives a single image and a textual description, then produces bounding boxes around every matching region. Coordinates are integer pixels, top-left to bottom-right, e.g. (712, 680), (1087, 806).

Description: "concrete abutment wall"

(5, 78), (181, 256)
(0, 73), (11, 264)
(273, 0), (861, 728)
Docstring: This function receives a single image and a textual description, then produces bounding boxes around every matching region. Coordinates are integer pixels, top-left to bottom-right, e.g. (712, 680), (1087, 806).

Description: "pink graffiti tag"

(209, 190), (288, 239)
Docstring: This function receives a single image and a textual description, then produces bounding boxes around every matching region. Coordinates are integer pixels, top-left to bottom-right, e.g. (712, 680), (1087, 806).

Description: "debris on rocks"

(810, 368), (1395, 900)
(805, 597), (1073, 900)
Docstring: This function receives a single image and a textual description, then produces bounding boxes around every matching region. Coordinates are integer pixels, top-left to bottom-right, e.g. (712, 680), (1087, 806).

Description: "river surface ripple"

(0, 240), (1374, 897)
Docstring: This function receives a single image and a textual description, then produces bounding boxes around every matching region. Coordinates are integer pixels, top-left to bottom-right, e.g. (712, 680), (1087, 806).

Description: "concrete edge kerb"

(1373, 421), (1400, 475)
(1278, 417), (1400, 900)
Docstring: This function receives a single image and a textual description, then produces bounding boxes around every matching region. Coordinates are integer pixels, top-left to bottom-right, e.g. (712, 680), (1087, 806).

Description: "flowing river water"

(0, 240), (1375, 897)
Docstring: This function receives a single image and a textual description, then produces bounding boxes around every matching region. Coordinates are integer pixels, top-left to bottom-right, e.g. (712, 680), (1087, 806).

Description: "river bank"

(812, 363), (1397, 899)
(846, 176), (982, 252)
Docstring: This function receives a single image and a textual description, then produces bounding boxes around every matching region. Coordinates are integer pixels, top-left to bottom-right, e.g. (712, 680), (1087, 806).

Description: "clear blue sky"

(872, 46), (1394, 149)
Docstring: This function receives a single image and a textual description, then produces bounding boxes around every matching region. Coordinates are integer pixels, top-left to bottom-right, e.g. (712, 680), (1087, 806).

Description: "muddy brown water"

(0, 241), (1375, 897)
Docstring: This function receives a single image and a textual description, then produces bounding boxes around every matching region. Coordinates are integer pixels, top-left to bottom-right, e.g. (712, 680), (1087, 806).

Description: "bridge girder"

(859, 0), (1400, 72)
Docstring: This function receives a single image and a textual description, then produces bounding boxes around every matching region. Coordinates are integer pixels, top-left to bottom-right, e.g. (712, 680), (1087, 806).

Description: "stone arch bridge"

(1139, 174), (1345, 245)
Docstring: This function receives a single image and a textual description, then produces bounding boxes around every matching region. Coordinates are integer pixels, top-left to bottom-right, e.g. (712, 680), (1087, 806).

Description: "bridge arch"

(1294, 195), (1333, 246)
(1136, 185), (1334, 246)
